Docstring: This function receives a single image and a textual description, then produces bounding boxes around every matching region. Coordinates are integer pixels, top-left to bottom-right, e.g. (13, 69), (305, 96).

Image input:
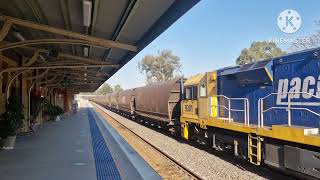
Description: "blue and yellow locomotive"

(181, 48), (320, 179)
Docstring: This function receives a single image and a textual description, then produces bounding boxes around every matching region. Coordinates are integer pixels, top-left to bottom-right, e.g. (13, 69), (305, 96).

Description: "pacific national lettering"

(276, 75), (320, 105)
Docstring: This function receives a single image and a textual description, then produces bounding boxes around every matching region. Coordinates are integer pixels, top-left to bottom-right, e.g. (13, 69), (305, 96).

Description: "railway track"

(91, 102), (203, 180)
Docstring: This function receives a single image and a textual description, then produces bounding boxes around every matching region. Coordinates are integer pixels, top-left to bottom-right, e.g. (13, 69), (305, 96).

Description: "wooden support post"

(0, 57), (3, 114)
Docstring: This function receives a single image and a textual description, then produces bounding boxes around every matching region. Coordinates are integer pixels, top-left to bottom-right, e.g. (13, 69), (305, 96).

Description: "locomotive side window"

(199, 83), (206, 97)
(192, 86), (198, 100)
(185, 87), (192, 100)
(184, 86), (198, 100)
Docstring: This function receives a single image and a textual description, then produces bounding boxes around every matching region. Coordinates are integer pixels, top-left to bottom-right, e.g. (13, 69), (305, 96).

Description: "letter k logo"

(286, 16), (294, 27)
(278, 10), (301, 34)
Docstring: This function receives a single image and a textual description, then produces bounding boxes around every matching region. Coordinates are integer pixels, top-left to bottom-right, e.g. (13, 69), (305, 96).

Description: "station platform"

(0, 103), (160, 180)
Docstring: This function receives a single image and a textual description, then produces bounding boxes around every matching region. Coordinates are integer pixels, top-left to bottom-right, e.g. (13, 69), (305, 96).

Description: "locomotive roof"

(184, 73), (206, 86)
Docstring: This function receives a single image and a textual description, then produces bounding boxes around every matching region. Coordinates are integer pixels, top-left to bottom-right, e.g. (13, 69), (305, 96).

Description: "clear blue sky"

(107, 0), (320, 89)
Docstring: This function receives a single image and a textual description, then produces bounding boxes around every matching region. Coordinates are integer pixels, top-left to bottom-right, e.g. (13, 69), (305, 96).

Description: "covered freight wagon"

(110, 91), (119, 110)
(133, 77), (184, 126)
(117, 89), (135, 114)
(105, 93), (111, 108)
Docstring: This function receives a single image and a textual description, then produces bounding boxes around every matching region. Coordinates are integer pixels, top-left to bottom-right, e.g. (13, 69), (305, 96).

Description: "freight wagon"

(100, 78), (184, 129)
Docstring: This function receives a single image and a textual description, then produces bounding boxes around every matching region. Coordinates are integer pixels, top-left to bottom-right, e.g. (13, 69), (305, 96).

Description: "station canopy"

(0, 0), (199, 92)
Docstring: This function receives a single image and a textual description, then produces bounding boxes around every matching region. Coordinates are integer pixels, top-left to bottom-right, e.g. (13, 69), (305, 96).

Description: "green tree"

(138, 50), (182, 84)
(236, 41), (287, 65)
(113, 84), (123, 92)
(95, 83), (113, 94)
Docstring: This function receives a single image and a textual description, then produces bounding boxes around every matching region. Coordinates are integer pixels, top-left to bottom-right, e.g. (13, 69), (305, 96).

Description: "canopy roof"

(0, 0), (199, 92)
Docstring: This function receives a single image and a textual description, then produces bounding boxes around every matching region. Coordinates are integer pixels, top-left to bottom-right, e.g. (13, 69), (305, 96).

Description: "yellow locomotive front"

(180, 71), (218, 140)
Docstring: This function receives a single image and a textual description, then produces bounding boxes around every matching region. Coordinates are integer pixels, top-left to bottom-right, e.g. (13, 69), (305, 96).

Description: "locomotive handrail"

(258, 92), (320, 128)
(260, 92), (319, 101)
(291, 107), (320, 116)
(210, 95), (250, 126)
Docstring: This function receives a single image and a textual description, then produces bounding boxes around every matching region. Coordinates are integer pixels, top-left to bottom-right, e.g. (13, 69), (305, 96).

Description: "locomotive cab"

(181, 71), (217, 139)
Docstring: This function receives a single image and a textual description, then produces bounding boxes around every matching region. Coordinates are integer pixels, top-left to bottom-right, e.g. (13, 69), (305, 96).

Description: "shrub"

(44, 100), (64, 120)
(0, 96), (24, 137)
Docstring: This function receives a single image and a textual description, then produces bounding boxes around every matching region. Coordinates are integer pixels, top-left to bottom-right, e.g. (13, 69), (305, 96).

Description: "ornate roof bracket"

(39, 75), (58, 85)
(0, 64), (119, 74)
(24, 49), (41, 66)
(25, 69), (50, 80)
(0, 19), (12, 41)
(0, 15), (137, 52)
(0, 39), (116, 51)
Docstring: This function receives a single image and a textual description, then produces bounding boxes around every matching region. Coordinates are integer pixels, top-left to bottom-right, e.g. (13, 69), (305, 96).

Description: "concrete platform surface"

(0, 104), (160, 180)
(0, 108), (96, 180)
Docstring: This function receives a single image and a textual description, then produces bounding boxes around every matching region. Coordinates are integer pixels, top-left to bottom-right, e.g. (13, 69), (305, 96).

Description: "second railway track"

(91, 102), (203, 180)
